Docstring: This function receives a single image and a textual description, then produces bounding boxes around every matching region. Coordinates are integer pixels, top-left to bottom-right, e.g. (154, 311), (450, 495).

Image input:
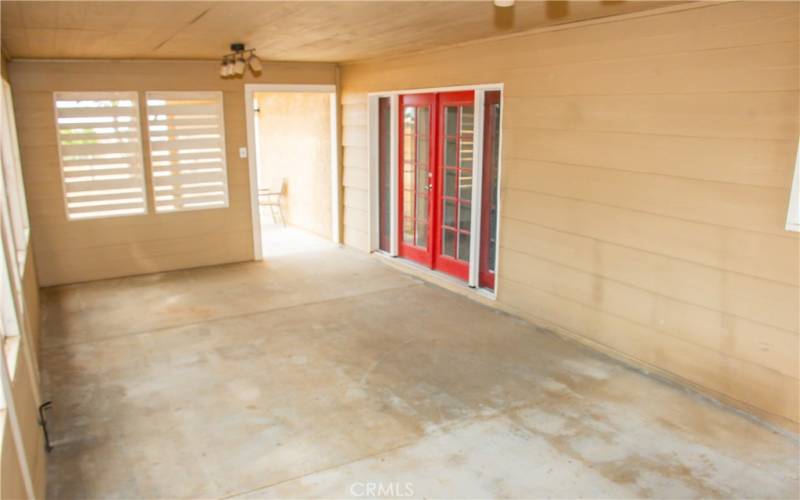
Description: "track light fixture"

(220, 43), (262, 78)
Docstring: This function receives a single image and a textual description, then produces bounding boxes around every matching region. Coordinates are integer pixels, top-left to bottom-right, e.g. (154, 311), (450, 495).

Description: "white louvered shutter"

(53, 92), (148, 220)
(145, 91), (229, 212)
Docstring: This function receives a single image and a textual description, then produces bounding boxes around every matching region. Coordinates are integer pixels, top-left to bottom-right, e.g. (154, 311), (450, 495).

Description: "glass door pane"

(398, 94), (435, 267)
(402, 106), (416, 244)
(432, 90), (474, 282)
(440, 103), (474, 263)
(479, 90), (502, 290)
(402, 107), (431, 248)
(378, 97), (391, 252)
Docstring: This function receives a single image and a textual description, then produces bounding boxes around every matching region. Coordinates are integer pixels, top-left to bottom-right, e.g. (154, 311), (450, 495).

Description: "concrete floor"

(41, 239), (798, 498)
(260, 223), (333, 259)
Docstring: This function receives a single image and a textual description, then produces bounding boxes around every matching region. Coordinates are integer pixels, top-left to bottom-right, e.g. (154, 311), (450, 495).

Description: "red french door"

(433, 91), (475, 281)
(397, 91), (475, 282)
(398, 94), (436, 266)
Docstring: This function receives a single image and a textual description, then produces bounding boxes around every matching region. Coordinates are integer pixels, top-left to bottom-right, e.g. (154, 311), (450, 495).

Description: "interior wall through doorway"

(254, 92), (332, 240)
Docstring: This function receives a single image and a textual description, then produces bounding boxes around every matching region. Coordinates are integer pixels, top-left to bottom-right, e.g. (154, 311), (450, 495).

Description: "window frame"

(0, 150), (38, 500)
(0, 80), (30, 272)
(786, 139), (800, 232)
(144, 90), (230, 214)
(52, 90), (149, 221)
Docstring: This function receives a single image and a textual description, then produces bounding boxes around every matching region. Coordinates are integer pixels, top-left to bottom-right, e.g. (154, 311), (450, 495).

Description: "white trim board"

(785, 138), (800, 232)
(244, 83), (340, 260)
(367, 83), (504, 97)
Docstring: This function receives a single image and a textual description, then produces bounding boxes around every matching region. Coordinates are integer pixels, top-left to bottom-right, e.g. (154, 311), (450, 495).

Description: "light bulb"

(224, 62), (234, 77)
(220, 58), (228, 77)
(248, 53), (263, 73)
(234, 56), (246, 76)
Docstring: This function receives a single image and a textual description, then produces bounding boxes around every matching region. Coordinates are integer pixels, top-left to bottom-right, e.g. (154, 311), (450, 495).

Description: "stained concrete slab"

(41, 245), (799, 498)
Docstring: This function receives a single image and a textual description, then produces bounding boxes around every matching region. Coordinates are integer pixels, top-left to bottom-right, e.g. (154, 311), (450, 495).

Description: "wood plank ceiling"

(1, 1), (681, 63)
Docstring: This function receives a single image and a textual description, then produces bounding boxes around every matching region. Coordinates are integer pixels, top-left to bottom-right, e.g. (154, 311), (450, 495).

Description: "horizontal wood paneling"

(341, 94), (370, 250)
(343, 224), (368, 252)
(499, 278), (799, 424)
(344, 188), (368, 212)
(503, 158), (794, 237)
(503, 92), (798, 141)
(504, 128), (797, 188)
(500, 247), (798, 379)
(500, 218), (798, 334)
(343, 206), (368, 233)
(502, 189), (798, 288)
(340, 2), (800, 428)
(10, 60), (337, 285)
(505, 41), (799, 96)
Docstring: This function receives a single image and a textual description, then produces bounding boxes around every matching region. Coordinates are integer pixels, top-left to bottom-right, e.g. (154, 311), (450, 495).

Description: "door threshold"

(373, 251), (497, 303)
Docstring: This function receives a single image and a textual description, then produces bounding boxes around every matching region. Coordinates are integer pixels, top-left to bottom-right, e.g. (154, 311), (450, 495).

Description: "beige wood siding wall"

(340, 2), (800, 430)
(9, 60), (337, 286)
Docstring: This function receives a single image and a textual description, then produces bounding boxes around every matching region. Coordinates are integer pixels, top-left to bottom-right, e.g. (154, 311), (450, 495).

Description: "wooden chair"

(258, 179), (286, 227)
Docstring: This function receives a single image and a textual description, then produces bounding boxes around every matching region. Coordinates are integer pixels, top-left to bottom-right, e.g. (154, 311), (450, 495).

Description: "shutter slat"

(146, 117), (220, 128)
(152, 171), (226, 186)
(59, 141), (142, 157)
(68, 201), (146, 216)
(146, 91), (229, 213)
(66, 189), (145, 201)
(149, 138), (223, 152)
(150, 151), (224, 162)
(54, 91), (148, 220)
(61, 156), (140, 168)
(63, 177), (147, 192)
(153, 183), (224, 196)
(148, 131), (223, 142)
(58, 130), (140, 142)
(64, 165), (139, 177)
(155, 193), (226, 210)
(147, 104), (220, 116)
(55, 107), (138, 119)
(56, 118), (137, 128)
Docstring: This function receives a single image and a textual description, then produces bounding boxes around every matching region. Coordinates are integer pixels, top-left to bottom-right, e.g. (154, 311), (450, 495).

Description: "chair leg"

(278, 201), (287, 227)
(270, 204), (279, 225)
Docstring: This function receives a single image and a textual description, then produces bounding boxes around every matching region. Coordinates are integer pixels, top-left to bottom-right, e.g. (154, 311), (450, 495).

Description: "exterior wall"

(340, 2), (800, 430)
(9, 60), (337, 286)
(0, 328), (46, 500)
(7, 331), (46, 500)
(0, 416), (26, 500)
(255, 92), (332, 238)
(2, 52), (46, 500)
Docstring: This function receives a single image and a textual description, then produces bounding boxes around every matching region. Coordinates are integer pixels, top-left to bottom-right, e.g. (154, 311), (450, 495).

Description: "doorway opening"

(245, 84), (339, 259)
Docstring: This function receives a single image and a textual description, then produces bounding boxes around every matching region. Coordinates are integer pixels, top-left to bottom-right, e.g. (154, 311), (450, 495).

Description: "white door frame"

(244, 83), (340, 260)
(366, 84), (504, 298)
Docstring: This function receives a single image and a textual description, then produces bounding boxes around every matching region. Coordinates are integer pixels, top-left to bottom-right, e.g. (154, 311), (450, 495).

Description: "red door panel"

(398, 94), (436, 267)
(432, 90), (475, 281)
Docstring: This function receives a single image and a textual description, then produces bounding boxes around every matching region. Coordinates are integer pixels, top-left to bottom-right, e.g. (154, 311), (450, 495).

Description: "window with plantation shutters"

(53, 92), (148, 220)
(145, 91), (229, 212)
